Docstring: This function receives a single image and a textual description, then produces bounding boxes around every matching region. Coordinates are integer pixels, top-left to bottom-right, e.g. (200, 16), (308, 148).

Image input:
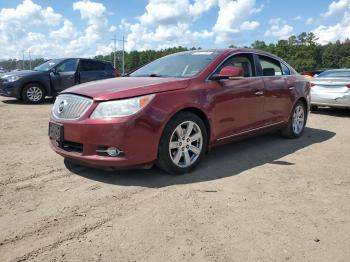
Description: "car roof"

(181, 48), (282, 59)
(49, 58), (111, 63)
(323, 69), (350, 71)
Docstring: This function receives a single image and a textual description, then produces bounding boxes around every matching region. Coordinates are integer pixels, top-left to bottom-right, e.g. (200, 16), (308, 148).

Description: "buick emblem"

(58, 100), (67, 114)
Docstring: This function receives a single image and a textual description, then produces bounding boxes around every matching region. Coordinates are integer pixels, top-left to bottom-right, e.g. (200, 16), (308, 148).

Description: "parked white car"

(310, 69), (350, 110)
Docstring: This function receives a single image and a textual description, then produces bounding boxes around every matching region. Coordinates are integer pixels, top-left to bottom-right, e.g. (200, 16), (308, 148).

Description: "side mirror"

(212, 66), (244, 80)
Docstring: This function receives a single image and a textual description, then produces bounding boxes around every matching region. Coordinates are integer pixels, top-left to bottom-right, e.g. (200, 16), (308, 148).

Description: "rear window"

(317, 70), (350, 78)
(80, 60), (106, 71)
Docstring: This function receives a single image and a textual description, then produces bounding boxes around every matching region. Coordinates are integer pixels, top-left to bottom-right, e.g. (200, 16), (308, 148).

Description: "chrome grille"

(52, 94), (93, 120)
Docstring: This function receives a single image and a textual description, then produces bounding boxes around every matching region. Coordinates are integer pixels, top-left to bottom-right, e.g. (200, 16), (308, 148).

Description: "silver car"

(310, 69), (350, 110)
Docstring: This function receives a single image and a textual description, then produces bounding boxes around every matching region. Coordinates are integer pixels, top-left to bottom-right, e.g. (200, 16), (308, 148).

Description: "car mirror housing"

(211, 66), (244, 80)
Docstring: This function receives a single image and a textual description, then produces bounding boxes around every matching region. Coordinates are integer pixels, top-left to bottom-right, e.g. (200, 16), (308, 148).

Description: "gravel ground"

(0, 96), (349, 262)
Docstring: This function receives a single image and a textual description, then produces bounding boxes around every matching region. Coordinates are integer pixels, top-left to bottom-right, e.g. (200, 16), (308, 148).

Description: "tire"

(281, 101), (307, 139)
(310, 105), (318, 111)
(22, 83), (46, 104)
(157, 112), (208, 175)
(64, 158), (85, 172)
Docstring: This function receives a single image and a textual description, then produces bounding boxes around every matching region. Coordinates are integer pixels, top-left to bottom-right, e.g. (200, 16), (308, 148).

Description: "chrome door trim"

(217, 121), (285, 141)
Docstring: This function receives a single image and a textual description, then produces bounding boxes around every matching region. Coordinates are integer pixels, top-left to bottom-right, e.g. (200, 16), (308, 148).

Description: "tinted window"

(80, 60), (106, 71)
(130, 51), (222, 78)
(105, 63), (115, 71)
(259, 56), (282, 76)
(56, 59), (78, 72)
(216, 54), (255, 77)
(281, 63), (290, 75)
(317, 70), (350, 78)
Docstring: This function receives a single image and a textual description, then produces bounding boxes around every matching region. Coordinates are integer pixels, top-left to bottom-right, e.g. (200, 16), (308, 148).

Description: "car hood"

(62, 77), (191, 101)
(1, 70), (47, 78)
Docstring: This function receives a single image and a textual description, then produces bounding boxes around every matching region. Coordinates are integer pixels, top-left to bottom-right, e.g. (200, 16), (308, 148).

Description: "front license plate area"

(49, 122), (64, 142)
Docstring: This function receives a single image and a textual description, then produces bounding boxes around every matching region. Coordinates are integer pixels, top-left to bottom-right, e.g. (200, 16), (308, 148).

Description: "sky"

(0, 0), (349, 59)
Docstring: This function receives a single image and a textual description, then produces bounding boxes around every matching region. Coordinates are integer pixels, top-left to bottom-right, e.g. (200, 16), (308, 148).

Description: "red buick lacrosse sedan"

(49, 49), (310, 174)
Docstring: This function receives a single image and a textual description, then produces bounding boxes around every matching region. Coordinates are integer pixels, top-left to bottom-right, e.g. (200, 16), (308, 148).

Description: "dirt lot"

(0, 96), (349, 262)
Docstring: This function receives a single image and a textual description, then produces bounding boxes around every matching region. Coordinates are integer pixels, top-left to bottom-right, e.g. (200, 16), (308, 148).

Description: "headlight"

(2, 75), (22, 82)
(91, 94), (155, 119)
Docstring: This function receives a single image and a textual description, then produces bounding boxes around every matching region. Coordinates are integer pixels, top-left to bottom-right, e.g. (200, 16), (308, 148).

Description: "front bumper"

(0, 81), (21, 98)
(49, 111), (163, 168)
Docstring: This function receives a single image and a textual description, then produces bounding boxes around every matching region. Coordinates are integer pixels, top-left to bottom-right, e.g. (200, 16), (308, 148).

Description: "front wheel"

(157, 112), (208, 175)
(281, 101), (307, 138)
(22, 83), (46, 104)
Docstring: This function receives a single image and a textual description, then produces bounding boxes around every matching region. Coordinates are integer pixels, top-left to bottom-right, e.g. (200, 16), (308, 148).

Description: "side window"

(56, 59), (77, 73)
(281, 63), (290, 75)
(259, 56), (283, 76)
(80, 60), (106, 71)
(216, 54), (255, 77)
(105, 63), (115, 71)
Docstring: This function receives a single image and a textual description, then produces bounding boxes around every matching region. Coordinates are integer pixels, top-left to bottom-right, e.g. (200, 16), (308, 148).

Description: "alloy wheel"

(169, 121), (203, 168)
(292, 105), (305, 135)
(26, 86), (43, 102)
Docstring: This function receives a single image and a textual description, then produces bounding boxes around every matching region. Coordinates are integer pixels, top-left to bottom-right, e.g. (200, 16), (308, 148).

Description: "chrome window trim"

(206, 51), (294, 81)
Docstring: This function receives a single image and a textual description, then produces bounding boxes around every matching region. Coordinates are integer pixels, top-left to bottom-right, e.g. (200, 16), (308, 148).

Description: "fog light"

(96, 146), (123, 157)
(106, 147), (120, 157)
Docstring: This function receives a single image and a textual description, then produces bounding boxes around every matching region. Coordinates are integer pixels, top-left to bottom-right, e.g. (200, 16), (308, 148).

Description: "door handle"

(255, 91), (264, 95)
(289, 86), (295, 90)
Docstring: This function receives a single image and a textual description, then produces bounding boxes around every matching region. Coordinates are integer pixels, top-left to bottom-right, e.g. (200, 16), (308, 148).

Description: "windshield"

(34, 59), (64, 72)
(317, 70), (350, 78)
(130, 51), (222, 78)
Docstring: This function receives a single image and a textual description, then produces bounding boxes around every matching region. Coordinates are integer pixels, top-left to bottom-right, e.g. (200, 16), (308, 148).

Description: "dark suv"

(0, 58), (118, 103)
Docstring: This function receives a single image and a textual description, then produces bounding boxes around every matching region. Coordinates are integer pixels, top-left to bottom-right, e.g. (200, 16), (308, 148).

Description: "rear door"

(256, 55), (293, 124)
(78, 60), (113, 84)
(50, 59), (79, 92)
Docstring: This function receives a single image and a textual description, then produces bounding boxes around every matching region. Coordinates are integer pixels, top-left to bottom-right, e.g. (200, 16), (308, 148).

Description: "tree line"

(1, 32), (350, 73)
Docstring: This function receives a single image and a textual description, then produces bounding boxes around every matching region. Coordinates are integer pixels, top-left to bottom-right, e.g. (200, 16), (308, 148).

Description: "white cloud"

(264, 19), (293, 39)
(322, 0), (350, 17)
(240, 21), (260, 31)
(49, 19), (78, 40)
(125, 0), (218, 50)
(213, 0), (261, 44)
(293, 15), (302, 21)
(0, 0), (62, 28)
(0, 0), (115, 59)
(314, 0), (350, 44)
(314, 12), (350, 44)
(109, 25), (117, 32)
(306, 17), (314, 25)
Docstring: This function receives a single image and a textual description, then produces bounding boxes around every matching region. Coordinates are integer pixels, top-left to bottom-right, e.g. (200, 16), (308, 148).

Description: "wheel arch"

(20, 81), (50, 99)
(163, 107), (212, 151)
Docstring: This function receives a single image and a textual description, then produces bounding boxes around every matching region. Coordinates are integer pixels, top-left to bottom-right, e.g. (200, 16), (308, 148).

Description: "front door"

(211, 54), (266, 139)
(50, 59), (78, 92)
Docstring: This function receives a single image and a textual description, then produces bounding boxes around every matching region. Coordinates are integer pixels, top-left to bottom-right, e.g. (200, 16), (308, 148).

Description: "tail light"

(347, 84), (350, 88)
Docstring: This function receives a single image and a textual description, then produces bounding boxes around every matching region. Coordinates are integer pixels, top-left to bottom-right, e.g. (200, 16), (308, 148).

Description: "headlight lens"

(91, 94), (155, 119)
(2, 75), (21, 82)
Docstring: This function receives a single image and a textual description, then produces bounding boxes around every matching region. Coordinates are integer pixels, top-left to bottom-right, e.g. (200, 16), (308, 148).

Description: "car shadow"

(311, 107), (350, 117)
(1, 97), (55, 105)
(68, 127), (335, 188)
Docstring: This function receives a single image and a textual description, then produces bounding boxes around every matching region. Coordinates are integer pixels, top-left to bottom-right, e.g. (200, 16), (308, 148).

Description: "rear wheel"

(157, 112), (208, 175)
(22, 83), (46, 104)
(281, 101), (307, 138)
